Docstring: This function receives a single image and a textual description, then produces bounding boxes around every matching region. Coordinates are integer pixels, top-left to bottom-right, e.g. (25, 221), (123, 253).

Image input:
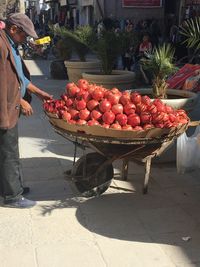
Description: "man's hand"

(20, 99), (33, 116)
(35, 90), (53, 101)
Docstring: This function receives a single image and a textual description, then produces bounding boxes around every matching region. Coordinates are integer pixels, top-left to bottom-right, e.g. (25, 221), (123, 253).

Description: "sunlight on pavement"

(24, 60), (46, 76)
(19, 136), (74, 161)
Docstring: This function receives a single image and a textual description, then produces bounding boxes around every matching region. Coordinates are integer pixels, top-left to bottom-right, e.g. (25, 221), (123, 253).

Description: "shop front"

(79, 0), (94, 26)
(104, 0), (164, 24)
(57, 0), (78, 29)
(122, 0), (162, 8)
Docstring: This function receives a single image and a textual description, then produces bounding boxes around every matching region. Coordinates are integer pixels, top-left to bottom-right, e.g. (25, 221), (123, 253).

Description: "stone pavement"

(1, 60), (200, 267)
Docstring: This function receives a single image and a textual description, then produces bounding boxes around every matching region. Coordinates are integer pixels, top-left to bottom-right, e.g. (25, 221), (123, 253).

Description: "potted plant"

(82, 29), (136, 90)
(136, 42), (197, 164)
(139, 43), (197, 111)
(141, 43), (177, 98)
(55, 26), (101, 82)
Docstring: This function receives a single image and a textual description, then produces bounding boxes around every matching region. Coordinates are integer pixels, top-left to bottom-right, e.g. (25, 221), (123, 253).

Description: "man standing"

(0, 13), (52, 208)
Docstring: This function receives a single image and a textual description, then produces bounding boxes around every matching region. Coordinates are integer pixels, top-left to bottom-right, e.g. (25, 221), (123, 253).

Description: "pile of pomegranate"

(43, 79), (189, 131)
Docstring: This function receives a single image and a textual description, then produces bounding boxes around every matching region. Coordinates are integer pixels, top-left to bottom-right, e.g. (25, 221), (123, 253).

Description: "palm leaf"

(141, 44), (176, 79)
(180, 17), (200, 51)
(141, 44), (177, 98)
(54, 26), (95, 61)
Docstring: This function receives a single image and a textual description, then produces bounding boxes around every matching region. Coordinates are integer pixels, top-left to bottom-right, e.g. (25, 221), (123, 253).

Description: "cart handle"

(188, 121), (200, 127)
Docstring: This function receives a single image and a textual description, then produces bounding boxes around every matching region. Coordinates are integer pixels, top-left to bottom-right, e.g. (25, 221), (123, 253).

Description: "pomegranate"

(124, 103), (136, 115)
(87, 120), (100, 126)
(136, 103), (147, 114)
(106, 92), (120, 105)
(127, 114), (141, 127)
(79, 109), (90, 121)
(111, 87), (121, 95)
(75, 99), (86, 111)
(140, 112), (152, 124)
(111, 104), (123, 115)
(122, 125), (133, 130)
(61, 94), (68, 102)
(143, 124), (154, 130)
(76, 119), (87, 125)
(92, 88), (104, 101)
(115, 113), (128, 126)
(67, 84), (80, 97)
(69, 109), (79, 120)
(87, 99), (99, 111)
(65, 98), (73, 107)
(148, 104), (157, 114)
(120, 91), (131, 105)
(102, 123), (110, 129)
(90, 109), (102, 120)
(141, 95), (151, 106)
(77, 79), (89, 90)
(130, 92), (141, 104)
(99, 99), (112, 113)
(62, 111), (71, 121)
(132, 126), (143, 131)
(102, 111), (115, 125)
(110, 123), (122, 130)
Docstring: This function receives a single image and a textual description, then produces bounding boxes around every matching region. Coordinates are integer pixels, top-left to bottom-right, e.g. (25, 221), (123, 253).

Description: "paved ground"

(1, 60), (200, 267)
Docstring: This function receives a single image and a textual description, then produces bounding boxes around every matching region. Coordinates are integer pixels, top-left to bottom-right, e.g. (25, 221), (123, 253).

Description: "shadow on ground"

(36, 191), (200, 265)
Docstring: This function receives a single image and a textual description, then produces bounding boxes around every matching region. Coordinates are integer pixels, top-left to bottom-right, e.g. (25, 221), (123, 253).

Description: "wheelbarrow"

(50, 121), (195, 197)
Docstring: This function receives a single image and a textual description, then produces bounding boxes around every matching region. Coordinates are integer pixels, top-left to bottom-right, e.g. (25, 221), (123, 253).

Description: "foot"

(22, 187), (30, 195)
(3, 196), (36, 209)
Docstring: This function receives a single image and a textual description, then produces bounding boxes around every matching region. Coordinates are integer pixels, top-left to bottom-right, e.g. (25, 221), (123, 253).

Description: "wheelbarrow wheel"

(72, 152), (113, 198)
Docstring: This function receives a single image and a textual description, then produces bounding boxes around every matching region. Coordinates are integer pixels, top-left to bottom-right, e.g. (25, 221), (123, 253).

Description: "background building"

(1, 0), (200, 28)
(78, 0), (164, 26)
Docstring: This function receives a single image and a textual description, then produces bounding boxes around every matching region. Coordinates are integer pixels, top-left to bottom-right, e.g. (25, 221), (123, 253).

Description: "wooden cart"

(50, 122), (190, 197)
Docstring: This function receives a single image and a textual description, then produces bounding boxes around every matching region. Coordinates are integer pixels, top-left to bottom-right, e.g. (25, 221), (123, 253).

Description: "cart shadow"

(33, 160), (200, 265)
(37, 190), (200, 264)
(21, 154), (200, 264)
(75, 192), (178, 241)
(74, 192), (200, 263)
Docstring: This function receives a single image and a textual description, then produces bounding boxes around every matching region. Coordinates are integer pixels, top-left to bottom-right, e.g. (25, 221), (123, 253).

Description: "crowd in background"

(93, 16), (192, 85)
(0, 13), (190, 80)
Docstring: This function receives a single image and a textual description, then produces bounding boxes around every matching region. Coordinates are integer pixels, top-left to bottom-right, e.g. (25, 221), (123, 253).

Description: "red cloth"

(139, 41), (152, 53)
(167, 64), (200, 89)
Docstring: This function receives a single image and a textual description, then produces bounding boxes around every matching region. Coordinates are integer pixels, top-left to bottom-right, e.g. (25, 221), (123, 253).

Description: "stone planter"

(82, 70), (135, 90)
(64, 60), (101, 83)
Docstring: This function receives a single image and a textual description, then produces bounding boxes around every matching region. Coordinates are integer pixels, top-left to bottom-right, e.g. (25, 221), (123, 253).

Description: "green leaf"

(180, 17), (200, 51)
(54, 26), (96, 61)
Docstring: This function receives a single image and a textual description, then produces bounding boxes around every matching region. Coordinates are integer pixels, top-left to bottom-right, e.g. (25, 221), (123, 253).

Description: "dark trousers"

(122, 57), (133, 71)
(0, 124), (23, 201)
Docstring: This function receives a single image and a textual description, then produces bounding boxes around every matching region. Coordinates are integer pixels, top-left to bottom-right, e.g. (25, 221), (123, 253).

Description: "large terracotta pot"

(82, 70), (135, 90)
(64, 60), (101, 83)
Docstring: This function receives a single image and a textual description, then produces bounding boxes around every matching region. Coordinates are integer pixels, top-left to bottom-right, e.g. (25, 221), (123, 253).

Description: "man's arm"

(20, 82), (52, 117)
(27, 82), (53, 101)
